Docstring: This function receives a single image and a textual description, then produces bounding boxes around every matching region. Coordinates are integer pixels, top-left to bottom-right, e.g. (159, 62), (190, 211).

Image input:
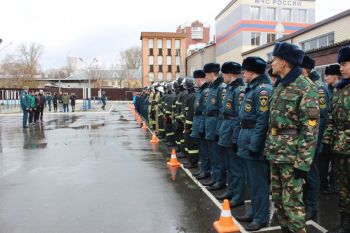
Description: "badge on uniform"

(204, 92), (209, 103)
(244, 99), (252, 113)
(239, 92), (245, 106)
(259, 90), (268, 112)
(308, 119), (317, 127)
(221, 89), (227, 104)
(318, 90), (326, 109)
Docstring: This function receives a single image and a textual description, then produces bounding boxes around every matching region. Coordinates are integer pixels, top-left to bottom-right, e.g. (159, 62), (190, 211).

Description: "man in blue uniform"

(202, 63), (226, 191)
(301, 55), (330, 220)
(216, 61), (246, 208)
(20, 86), (30, 128)
(320, 64), (341, 195)
(191, 70), (211, 179)
(236, 57), (272, 231)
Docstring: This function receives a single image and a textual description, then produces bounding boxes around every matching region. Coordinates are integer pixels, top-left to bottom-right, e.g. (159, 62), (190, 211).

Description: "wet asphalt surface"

(0, 102), (338, 233)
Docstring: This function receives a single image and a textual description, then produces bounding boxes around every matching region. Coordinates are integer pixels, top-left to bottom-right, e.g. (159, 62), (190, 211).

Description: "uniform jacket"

(265, 67), (320, 172)
(324, 78), (350, 157)
(238, 74), (272, 160)
(205, 76), (226, 141)
(20, 91), (29, 111)
(184, 88), (196, 133)
(218, 78), (245, 147)
(191, 82), (209, 139)
(309, 70), (330, 152)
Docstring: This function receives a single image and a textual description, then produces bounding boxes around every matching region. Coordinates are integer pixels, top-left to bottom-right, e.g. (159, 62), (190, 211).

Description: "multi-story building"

(140, 32), (186, 87)
(176, 20), (210, 52)
(242, 9), (350, 79)
(215, 0), (315, 64)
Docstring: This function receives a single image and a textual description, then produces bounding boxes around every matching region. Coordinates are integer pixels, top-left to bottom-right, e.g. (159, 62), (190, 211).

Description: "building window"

(157, 72), (163, 81)
(176, 56), (180, 66)
(166, 72), (172, 81)
(300, 33), (335, 52)
(157, 39), (163, 49)
(167, 65), (172, 72)
(267, 33), (276, 43)
(251, 32), (261, 46)
(148, 39), (154, 49)
(176, 66), (180, 73)
(175, 40), (181, 49)
(149, 48), (153, 56)
(281, 8), (291, 22)
(250, 6), (260, 20)
(149, 72), (154, 82)
(159, 65), (163, 72)
(166, 39), (171, 49)
(192, 27), (203, 39)
(297, 9), (307, 23)
(157, 56), (163, 65)
(149, 56), (154, 65)
(149, 65), (154, 72)
(166, 56), (171, 65)
(167, 49), (171, 56)
(158, 49), (162, 56)
(266, 7), (275, 21)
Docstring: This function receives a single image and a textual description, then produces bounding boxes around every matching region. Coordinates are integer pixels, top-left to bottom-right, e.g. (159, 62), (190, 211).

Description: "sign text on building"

(254, 0), (302, 7)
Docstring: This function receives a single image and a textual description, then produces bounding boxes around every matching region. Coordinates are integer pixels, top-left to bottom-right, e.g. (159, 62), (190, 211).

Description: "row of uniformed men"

(135, 42), (350, 233)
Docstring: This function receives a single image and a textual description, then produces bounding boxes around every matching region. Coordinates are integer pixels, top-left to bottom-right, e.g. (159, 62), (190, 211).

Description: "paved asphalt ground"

(0, 102), (339, 233)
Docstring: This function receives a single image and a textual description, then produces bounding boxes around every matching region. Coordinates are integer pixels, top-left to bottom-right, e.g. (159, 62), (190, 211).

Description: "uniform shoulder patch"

(259, 90), (269, 112)
(318, 89), (326, 109)
(308, 119), (318, 127)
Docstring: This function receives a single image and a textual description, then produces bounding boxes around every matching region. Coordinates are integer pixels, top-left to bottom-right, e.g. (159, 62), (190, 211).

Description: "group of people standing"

(135, 42), (350, 233)
(20, 90), (77, 127)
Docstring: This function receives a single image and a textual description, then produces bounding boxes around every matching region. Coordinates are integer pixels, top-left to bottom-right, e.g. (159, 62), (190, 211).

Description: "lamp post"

(79, 57), (98, 110)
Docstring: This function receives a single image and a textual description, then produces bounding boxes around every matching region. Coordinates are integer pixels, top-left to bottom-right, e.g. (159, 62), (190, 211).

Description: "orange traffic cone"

(150, 134), (159, 144)
(213, 199), (240, 233)
(167, 149), (181, 167)
(142, 121), (147, 129)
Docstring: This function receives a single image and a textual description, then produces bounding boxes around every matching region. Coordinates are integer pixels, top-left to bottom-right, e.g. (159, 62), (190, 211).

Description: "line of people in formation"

(135, 42), (350, 233)
(19, 90), (77, 128)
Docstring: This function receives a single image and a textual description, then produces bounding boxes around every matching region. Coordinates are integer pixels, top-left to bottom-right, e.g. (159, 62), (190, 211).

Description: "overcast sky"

(0, 0), (348, 70)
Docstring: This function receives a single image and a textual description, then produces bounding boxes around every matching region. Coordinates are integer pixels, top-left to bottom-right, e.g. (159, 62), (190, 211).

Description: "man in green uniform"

(326, 46), (350, 233)
(265, 42), (320, 233)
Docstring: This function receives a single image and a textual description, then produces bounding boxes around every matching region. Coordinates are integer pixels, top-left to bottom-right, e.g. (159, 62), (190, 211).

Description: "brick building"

(140, 32), (186, 87)
(176, 20), (210, 52)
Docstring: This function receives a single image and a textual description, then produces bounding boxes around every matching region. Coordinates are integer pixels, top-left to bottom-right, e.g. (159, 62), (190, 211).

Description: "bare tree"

(119, 46), (142, 70)
(18, 42), (44, 78)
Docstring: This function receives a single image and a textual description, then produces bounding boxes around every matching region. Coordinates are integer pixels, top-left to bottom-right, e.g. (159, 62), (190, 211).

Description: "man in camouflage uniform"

(216, 61), (246, 208)
(265, 42), (320, 233)
(202, 63), (226, 191)
(301, 55), (330, 220)
(190, 70), (211, 179)
(320, 64), (341, 195)
(325, 46), (350, 233)
(236, 57), (272, 231)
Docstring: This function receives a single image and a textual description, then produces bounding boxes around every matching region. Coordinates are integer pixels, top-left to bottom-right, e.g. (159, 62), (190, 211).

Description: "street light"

(79, 57), (98, 110)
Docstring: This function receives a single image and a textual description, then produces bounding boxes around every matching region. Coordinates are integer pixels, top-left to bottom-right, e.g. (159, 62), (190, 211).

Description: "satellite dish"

(275, 22), (285, 39)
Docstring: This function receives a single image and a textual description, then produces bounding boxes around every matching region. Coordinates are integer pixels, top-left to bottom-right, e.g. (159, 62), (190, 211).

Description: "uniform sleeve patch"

(259, 91), (269, 112)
